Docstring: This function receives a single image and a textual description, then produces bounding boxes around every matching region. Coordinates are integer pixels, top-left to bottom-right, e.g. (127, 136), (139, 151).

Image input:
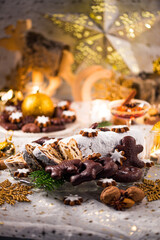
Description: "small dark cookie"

(62, 110), (76, 123)
(115, 136), (144, 168)
(9, 112), (23, 123)
(51, 118), (65, 125)
(97, 178), (117, 188)
(35, 116), (51, 128)
(57, 101), (70, 110)
(113, 165), (143, 183)
(23, 115), (35, 124)
(63, 194), (83, 206)
(111, 126), (129, 133)
(98, 127), (110, 132)
(22, 123), (40, 133)
(84, 153), (101, 161)
(79, 128), (98, 138)
(70, 159), (103, 186)
(33, 137), (55, 145)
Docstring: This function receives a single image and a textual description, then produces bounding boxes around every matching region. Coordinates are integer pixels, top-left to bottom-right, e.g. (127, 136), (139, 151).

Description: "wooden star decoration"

(45, 0), (160, 74)
(0, 179), (32, 206)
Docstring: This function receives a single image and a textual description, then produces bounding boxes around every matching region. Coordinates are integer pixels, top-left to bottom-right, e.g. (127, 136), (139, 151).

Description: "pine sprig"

(29, 170), (64, 191)
(97, 121), (112, 128)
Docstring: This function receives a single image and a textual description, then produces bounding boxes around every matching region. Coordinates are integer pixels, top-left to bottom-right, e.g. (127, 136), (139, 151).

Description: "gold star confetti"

(0, 179), (33, 206)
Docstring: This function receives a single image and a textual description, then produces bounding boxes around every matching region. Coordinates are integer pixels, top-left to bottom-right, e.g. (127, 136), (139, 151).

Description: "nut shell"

(125, 186), (145, 202)
(100, 186), (121, 204)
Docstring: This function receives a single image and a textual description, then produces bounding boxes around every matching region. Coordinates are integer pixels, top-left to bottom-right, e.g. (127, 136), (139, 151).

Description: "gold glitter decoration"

(0, 179), (33, 206)
(153, 57), (160, 75)
(136, 178), (160, 202)
(45, 0), (160, 73)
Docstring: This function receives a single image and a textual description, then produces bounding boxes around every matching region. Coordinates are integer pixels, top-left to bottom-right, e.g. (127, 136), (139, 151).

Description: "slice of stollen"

(58, 138), (82, 160)
(23, 144), (42, 171)
(5, 153), (28, 171)
(68, 138), (82, 160)
(33, 144), (63, 165)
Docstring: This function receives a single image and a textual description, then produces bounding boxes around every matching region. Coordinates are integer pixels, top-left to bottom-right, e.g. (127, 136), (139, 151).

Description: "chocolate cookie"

(113, 165), (143, 183)
(22, 123), (40, 133)
(42, 124), (65, 132)
(0, 122), (19, 130)
(96, 157), (118, 179)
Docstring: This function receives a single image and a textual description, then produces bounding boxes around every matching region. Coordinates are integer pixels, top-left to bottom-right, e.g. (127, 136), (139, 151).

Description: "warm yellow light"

(129, 28), (134, 33)
(32, 86), (40, 94)
(1, 89), (13, 101)
(145, 23), (151, 29)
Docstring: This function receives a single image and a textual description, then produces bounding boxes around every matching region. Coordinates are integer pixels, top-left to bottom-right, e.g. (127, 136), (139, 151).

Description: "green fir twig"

(97, 121), (112, 128)
(29, 170), (64, 191)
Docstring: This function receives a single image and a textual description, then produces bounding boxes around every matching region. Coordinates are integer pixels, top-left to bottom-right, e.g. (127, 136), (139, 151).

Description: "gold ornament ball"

(22, 92), (54, 117)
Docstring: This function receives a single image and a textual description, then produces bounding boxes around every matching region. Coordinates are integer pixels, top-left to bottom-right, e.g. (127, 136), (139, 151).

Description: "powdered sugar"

(36, 116), (49, 124)
(80, 128), (98, 133)
(57, 101), (68, 107)
(111, 149), (125, 163)
(17, 168), (30, 174)
(62, 110), (75, 117)
(64, 194), (82, 201)
(43, 138), (58, 147)
(98, 178), (115, 183)
(10, 112), (22, 119)
(5, 106), (16, 112)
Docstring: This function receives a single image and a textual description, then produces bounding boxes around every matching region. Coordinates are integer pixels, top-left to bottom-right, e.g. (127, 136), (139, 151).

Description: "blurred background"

(0, 0), (160, 102)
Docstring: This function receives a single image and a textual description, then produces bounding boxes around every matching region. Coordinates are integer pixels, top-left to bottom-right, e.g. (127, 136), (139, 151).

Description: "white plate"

(0, 121), (80, 138)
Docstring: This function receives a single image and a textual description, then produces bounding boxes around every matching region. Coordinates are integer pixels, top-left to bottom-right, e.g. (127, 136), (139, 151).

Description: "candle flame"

(1, 89), (13, 101)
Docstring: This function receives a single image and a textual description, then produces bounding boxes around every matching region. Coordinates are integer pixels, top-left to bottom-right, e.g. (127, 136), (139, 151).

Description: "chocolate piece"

(70, 159), (103, 186)
(22, 123), (40, 133)
(23, 115), (35, 124)
(115, 136), (144, 168)
(53, 107), (63, 118)
(63, 194), (83, 206)
(42, 124), (66, 132)
(113, 165), (143, 183)
(89, 122), (99, 129)
(51, 118), (65, 125)
(96, 157), (118, 179)
(45, 159), (82, 180)
(33, 137), (52, 145)
(0, 122), (19, 131)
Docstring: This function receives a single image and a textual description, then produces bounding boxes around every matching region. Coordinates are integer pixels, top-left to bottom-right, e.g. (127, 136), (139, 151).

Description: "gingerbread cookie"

(9, 111), (23, 123)
(35, 116), (51, 128)
(45, 159), (83, 180)
(42, 124), (66, 133)
(63, 194), (83, 206)
(97, 178), (117, 188)
(115, 136), (144, 168)
(70, 159), (103, 186)
(79, 128), (98, 138)
(142, 159), (154, 168)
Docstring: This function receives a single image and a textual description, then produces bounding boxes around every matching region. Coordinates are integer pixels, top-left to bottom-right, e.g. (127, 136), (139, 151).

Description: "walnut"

(100, 186), (121, 204)
(125, 186), (145, 202)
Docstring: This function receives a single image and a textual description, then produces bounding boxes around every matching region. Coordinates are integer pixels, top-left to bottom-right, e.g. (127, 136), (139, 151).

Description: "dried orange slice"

(152, 121), (160, 132)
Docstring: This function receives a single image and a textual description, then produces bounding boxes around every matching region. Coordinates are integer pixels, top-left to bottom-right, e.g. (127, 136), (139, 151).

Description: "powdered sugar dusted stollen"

(60, 128), (145, 159)
(33, 144), (63, 165)
(5, 153), (28, 171)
